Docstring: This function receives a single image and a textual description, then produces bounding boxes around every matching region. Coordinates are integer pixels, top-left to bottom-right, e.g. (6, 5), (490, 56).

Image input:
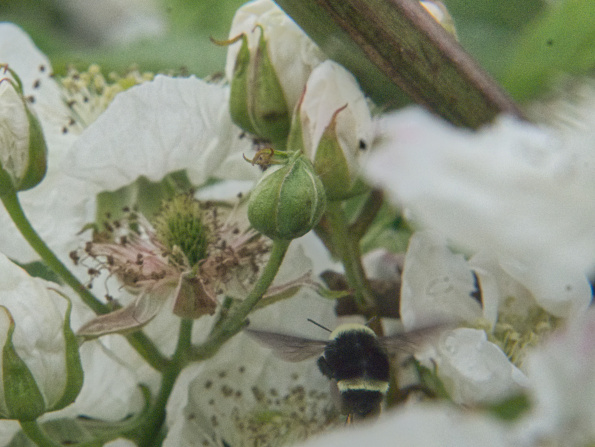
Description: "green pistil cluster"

(153, 195), (210, 268)
(489, 298), (559, 367)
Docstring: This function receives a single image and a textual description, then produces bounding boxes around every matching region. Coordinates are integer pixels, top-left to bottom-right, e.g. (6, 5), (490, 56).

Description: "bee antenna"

(307, 318), (332, 333)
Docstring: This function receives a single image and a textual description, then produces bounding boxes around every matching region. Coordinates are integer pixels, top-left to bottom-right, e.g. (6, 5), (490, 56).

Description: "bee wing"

(380, 323), (448, 355)
(244, 329), (327, 362)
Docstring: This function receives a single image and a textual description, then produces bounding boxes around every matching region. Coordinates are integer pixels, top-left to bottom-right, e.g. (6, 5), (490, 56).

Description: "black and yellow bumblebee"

(245, 321), (438, 421)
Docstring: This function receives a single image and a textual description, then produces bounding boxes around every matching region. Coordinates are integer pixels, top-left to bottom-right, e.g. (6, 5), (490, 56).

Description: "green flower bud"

(224, 0), (325, 142)
(289, 61), (373, 201)
(0, 69), (48, 195)
(225, 28), (290, 143)
(0, 254), (83, 420)
(248, 155), (326, 240)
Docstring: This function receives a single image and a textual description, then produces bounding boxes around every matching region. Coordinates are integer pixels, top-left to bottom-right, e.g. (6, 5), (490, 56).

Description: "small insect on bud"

(0, 66), (48, 195)
(248, 154), (326, 240)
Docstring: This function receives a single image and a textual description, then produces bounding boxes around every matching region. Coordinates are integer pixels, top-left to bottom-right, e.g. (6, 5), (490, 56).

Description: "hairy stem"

(324, 201), (375, 311)
(275, 0), (523, 128)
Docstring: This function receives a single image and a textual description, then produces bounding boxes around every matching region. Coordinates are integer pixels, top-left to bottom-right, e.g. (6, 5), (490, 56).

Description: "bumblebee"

(245, 321), (435, 421)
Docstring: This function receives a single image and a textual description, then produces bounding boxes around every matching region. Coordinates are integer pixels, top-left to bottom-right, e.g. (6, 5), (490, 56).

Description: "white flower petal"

(0, 174), (96, 264)
(65, 75), (250, 191)
(0, 23), (74, 155)
(296, 403), (510, 447)
(0, 421), (19, 446)
(365, 106), (595, 315)
(165, 294), (338, 447)
(468, 252), (536, 326)
(49, 337), (143, 422)
(422, 328), (528, 405)
(519, 308), (595, 446)
(400, 231), (482, 330)
(0, 24), (90, 264)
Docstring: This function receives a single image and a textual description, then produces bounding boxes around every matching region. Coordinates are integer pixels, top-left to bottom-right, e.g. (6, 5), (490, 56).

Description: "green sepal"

(313, 106), (352, 201)
(248, 154), (326, 240)
(229, 34), (257, 135)
(47, 296), (83, 412)
(249, 27), (291, 143)
(17, 105), (48, 192)
(1, 307), (46, 421)
(10, 385), (152, 446)
(285, 95), (305, 154)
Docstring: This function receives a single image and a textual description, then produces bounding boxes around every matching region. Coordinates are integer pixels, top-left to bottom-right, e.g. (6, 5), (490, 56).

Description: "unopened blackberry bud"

(290, 61), (373, 200)
(248, 154), (326, 240)
(224, 0), (325, 142)
(0, 69), (47, 195)
(0, 255), (83, 421)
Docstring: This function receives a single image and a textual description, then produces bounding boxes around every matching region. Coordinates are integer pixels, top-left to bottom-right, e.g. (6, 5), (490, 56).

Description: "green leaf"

(1, 307), (46, 421)
(501, 0), (595, 101)
(444, 0), (545, 79)
(2, 0), (246, 77)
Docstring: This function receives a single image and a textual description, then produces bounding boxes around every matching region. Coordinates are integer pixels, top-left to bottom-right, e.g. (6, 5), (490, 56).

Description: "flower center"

(153, 195), (210, 268)
(489, 297), (560, 367)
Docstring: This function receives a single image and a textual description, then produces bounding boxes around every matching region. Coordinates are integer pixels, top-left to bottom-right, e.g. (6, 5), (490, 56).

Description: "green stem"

(19, 420), (62, 447)
(324, 201), (375, 311)
(1, 191), (167, 371)
(136, 319), (194, 447)
(350, 189), (383, 240)
(126, 332), (169, 372)
(190, 238), (291, 361)
(1, 191), (107, 314)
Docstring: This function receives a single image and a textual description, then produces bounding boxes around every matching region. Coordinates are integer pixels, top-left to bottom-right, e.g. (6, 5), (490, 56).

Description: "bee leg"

(346, 413), (354, 425)
(317, 356), (334, 379)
